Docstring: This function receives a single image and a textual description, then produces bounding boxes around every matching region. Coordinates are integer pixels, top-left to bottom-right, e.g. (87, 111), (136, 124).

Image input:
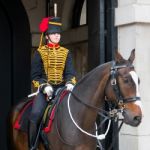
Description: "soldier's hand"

(66, 83), (74, 91)
(43, 84), (53, 99)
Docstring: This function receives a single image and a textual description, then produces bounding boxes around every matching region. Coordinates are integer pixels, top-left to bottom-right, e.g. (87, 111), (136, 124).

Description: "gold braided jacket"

(32, 45), (76, 87)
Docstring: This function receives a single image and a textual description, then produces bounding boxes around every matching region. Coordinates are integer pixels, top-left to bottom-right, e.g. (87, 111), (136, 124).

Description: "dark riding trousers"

(29, 84), (64, 124)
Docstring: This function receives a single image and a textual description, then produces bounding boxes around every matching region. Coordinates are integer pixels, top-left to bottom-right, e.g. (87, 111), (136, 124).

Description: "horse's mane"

(76, 61), (112, 86)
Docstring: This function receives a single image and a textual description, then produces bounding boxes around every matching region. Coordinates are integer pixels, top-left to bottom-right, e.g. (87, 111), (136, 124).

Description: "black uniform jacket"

(31, 44), (76, 88)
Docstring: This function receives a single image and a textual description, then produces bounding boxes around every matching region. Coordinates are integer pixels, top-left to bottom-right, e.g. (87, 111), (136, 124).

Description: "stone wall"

(115, 0), (150, 149)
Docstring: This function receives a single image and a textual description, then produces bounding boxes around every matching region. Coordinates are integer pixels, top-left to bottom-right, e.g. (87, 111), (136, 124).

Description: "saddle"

(13, 89), (69, 133)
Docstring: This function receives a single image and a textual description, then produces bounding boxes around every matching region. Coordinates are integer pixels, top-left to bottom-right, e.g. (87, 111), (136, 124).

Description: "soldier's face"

(47, 33), (61, 44)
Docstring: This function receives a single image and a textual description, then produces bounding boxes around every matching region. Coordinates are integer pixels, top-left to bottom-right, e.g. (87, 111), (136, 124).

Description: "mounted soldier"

(28, 6), (76, 150)
(11, 49), (142, 150)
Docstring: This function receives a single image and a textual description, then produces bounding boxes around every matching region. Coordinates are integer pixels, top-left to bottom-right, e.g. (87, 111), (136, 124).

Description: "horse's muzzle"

(123, 110), (142, 127)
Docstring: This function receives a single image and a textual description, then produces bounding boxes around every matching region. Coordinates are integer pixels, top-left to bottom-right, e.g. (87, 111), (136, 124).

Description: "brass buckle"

(111, 78), (116, 85)
(118, 100), (125, 110)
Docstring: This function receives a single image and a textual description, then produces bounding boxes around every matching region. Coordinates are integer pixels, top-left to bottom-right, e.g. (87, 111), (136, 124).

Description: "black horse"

(9, 50), (142, 150)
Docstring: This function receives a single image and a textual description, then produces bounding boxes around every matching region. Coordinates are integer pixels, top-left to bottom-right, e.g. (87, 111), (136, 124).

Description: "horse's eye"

(123, 78), (129, 83)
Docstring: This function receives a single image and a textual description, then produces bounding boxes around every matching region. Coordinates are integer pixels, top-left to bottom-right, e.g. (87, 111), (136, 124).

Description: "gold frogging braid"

(32, 80), (40, 88)
(71, 77), (76, 85)
(48, 22), (62, 26)
(38, 45), (68, 85)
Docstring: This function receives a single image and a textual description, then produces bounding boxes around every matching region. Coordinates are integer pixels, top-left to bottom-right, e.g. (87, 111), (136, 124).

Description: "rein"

(70, 91), (109, 114)
(67, 92), (111, 140)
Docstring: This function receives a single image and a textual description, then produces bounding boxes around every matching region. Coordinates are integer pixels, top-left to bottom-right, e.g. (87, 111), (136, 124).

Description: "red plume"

(39, 17), (49, 32)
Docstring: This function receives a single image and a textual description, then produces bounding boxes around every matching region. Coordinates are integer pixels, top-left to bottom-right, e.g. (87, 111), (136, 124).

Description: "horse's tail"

(7, 98), (31, 150)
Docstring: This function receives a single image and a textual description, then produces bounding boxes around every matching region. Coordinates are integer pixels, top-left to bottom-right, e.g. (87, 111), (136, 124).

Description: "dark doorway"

(0, 0), (31, 149)
(87, 0), (118, 149)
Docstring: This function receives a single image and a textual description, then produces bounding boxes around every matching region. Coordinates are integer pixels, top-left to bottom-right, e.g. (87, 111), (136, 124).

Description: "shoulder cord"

(39, 33), (43, 48)
(47, 47), (49, 84)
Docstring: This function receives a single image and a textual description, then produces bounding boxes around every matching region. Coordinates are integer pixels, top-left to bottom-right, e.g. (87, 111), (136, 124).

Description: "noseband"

(110, 61), (141, 108)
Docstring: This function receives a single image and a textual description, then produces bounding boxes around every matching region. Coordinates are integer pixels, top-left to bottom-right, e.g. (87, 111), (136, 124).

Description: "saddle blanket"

(13, 90), (69, 133)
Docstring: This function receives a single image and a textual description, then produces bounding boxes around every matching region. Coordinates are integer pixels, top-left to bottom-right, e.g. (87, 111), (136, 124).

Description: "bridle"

(109, 61), (141, 110)
(104, 61), (141, 150)
(69, 61), (141, 114)
(67, 60), (142, 125)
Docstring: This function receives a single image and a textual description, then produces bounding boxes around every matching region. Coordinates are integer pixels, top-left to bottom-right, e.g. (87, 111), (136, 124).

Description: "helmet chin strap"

(47, 36), (52, 44)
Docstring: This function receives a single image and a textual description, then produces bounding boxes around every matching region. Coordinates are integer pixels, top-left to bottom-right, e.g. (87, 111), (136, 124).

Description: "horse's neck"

(71, 62), (111, 127)
(74, 62), (111, 104)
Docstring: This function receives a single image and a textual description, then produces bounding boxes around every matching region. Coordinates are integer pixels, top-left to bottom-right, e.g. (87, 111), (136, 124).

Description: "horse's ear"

(128, 49), (135, 64)
(114, 50), (124, 63)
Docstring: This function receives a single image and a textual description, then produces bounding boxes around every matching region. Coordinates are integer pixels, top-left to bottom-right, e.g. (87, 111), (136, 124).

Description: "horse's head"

(105, 49), (142, 127)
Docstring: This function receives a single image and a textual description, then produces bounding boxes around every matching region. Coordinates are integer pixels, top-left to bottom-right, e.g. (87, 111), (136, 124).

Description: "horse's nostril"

(134, 116), (141, 122)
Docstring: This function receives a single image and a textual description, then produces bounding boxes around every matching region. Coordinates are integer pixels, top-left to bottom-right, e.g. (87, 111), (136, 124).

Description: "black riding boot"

(28, 121), (38, 150)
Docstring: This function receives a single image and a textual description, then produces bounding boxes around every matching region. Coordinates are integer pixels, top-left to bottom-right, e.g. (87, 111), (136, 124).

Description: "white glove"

(66, 83), (74, 91)
(43, 85), (53, 99)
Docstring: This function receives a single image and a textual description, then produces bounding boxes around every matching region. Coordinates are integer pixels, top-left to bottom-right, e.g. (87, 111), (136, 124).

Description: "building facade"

(116, 0), (150, 149)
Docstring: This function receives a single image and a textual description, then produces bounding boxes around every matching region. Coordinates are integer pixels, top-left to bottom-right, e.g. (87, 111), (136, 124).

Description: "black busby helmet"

(39, 16), (62, 47)
(46, 17), (62, 34)
(39, 16), (62, 34)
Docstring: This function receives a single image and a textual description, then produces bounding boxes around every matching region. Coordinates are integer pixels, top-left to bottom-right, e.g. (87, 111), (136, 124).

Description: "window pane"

(80, 0), (86, 25)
